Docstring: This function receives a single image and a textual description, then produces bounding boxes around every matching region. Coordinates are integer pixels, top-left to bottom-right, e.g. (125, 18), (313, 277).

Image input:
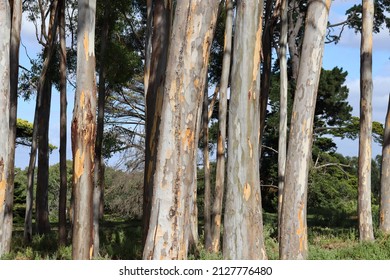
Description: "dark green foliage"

(346, 0), (390, 33)
(104, 168), (143, 220)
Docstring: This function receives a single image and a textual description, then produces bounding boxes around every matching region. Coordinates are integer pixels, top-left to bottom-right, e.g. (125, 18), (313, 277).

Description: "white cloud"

(346, 76), (390, 123)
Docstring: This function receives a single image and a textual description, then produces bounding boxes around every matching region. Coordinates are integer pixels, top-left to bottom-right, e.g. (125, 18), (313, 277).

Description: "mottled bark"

(280, 0), (331, 260)
(358, 0), (374, 242)
(93, 1), (110, 257)
(223, 0), (267, 260)
(143, 0), (219, 260)
(211, 0), (232, 254)
(0, 0), (11, 257)
(58, 0), (67, 246)
(278, 0), (288, 244)
(380, 95), (390, 233)
(2, 0), (22, 254)
(71, 0), (97, 260)
(143, 0), (172, 248)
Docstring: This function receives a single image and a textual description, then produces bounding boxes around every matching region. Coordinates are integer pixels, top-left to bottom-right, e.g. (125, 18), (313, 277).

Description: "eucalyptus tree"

(358, 0), (375, 241)
(380, 95), (390, 234)
(143, 0), (219, 260)
(223, 0), (267, 260)
(280, 0), (331, 260)
(0, 0), (11, 257)
(71, 0), (97, 260)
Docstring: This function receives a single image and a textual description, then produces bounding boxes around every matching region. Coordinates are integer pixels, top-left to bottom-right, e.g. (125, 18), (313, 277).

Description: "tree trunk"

(279, 0), (331, 260)
(223, 0), (267, 260)
(211, 0), (232, 254)
(287, 0), (304, 83)
(144, 0), (153, 96)
(36, 80), (52, 234)
(25, 0), (59, 241)
(58, 0), (67, 246)
(93, 1), (110, 258)
(260, 0), (274, 143)
(203, 85), (212, 250)
(278, 0), (288, 244)
(71, 0), (97, 260)
(358, 0), (374, 242)
(143, 0), (219, 260)
(143, 0), (172, 247)
(2, 0), (22, 254)
(380, 95), (390, 233)
(0, 0), (11, 257)
(36, 0), (59, 235)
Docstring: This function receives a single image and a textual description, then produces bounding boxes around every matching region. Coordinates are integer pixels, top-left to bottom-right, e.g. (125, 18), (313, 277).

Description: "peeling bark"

(223, 0), (267, 260)
(280, 0), (331, 260)
(0, 0), (11, 257)
(380, 95), (390, 233)
(358, 0), (374, 242)
(72, 0), (97, 260)
(143, 0), (172, 247)
(143, 0), (219, 260)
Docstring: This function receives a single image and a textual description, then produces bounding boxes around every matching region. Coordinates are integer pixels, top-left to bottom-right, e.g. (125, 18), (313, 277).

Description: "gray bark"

(71, 0), (97, 260)
(211, 0), (232, 254)
(0, 0), (11, 257)
(143, 0), (219, 260)
(143, 0), (172, 247)
(278, 0), (288, 244)
(223, 0), (267, 260)
(358, 0), (374, 241)
(380, 95), (390, 233)
(280, 0), (331, 260)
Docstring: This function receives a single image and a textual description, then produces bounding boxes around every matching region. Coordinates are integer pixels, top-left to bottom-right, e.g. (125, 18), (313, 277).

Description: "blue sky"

(14, 0), (390, 168)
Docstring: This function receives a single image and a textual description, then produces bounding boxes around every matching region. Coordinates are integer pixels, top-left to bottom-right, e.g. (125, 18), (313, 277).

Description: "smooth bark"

(143, 0), (172, 247)
(358, 0), (374, 241)
(143, 0), (219, 260)
(2, 0), (22, 254)
(380, 95), (390, 233)
(211, 0), (232, 254)
(0, 0), (11, 257)
(278, 0), (288, 244)
(223, 0), (267, 260)
(280, 0), (331, 260)
(93, 1), (110, 257)
(71, 0), (97, 260)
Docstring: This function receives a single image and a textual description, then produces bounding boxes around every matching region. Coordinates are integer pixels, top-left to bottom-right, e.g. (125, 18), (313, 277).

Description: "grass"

(3, 213), (390, 260)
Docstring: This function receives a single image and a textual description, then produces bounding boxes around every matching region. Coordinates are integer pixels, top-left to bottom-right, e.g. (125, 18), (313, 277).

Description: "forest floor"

(2, 213), (390, 260)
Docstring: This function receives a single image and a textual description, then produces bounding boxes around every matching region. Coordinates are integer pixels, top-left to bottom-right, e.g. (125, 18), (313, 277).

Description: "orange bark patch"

(74, 149), (85, 182)
(243, 183), (251, 201)
(0, 160), (5, 208)
(247, 138), (253, 158)
(252, 21), (262, 84)
(182, 128), (195, 150)
(80, 91), (85, 109)
(296, 202), (306, 252)
(83, 34), (89, 61)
